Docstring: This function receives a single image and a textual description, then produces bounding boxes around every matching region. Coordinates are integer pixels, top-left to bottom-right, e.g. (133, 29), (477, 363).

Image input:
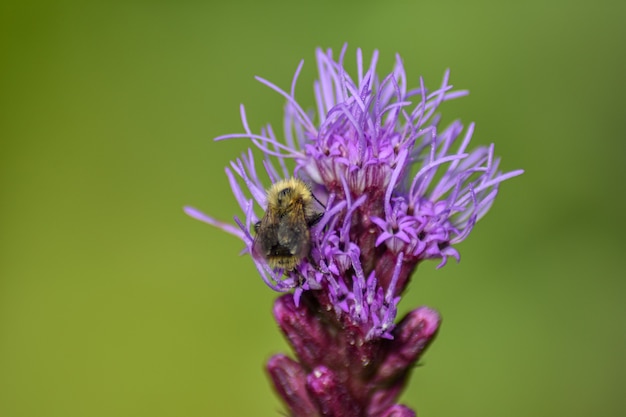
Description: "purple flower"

(186, 45), (522, 416)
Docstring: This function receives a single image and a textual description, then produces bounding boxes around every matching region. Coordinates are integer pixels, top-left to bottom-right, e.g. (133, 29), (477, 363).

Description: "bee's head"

(277, 187), (297, 210)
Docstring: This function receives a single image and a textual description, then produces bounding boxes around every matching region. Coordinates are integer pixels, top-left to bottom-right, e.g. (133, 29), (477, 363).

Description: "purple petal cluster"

(185, 45), (522, 416)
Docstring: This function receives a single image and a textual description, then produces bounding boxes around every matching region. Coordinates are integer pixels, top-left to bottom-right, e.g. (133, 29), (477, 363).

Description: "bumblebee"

(253, 178), (324, 271)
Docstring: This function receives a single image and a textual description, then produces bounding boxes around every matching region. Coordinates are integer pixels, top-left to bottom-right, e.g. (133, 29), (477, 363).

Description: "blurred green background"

(1, 1), (624, 416)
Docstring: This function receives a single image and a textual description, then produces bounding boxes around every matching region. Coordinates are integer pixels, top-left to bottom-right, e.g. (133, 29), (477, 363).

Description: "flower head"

(186, 45), (522, 415)
(186, 45), (522, 339)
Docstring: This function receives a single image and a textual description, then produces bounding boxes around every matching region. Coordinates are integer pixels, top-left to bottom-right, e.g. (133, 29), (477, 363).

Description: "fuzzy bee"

(253, 178), (324, 271)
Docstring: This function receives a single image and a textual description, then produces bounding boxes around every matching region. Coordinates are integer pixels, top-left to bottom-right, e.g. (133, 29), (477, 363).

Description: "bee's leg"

(311, 192), (326, 209)
(295, 270), (306, 286)
(306, 212), (324, 227)
(291, 253), (321, 288)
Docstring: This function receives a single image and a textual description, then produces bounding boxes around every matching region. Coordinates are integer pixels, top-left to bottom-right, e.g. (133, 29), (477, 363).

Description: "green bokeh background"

(1, 1), (624, 416)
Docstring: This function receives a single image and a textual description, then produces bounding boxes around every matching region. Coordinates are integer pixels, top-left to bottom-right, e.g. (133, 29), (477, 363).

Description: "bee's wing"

(277, 205), (310, 258)
(252, 210), (280, 258)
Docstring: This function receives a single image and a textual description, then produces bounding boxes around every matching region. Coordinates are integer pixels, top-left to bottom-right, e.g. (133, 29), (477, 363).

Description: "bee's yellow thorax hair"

(266, 178), (312, 210)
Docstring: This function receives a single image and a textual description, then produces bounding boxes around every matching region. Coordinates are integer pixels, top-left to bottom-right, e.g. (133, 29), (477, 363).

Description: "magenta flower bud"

(307, 366), (362, 416)
(366, 381), (406, 417)
(266, 354), (317, 417)
(376, 307), (441, 383)
(381, 405), (417, 417)
(273, 294), (334, 370)
(187, 44), (522, 416)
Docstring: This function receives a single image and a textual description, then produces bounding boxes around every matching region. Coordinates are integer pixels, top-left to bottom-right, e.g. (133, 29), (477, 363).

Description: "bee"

(253, 178), (324, 271)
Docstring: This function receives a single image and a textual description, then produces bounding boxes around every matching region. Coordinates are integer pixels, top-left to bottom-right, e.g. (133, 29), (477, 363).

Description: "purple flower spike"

(187, 45), (522, 416)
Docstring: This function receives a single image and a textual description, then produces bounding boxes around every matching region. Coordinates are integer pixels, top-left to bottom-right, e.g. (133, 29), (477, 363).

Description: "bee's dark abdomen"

(269, 244), (293, 257)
